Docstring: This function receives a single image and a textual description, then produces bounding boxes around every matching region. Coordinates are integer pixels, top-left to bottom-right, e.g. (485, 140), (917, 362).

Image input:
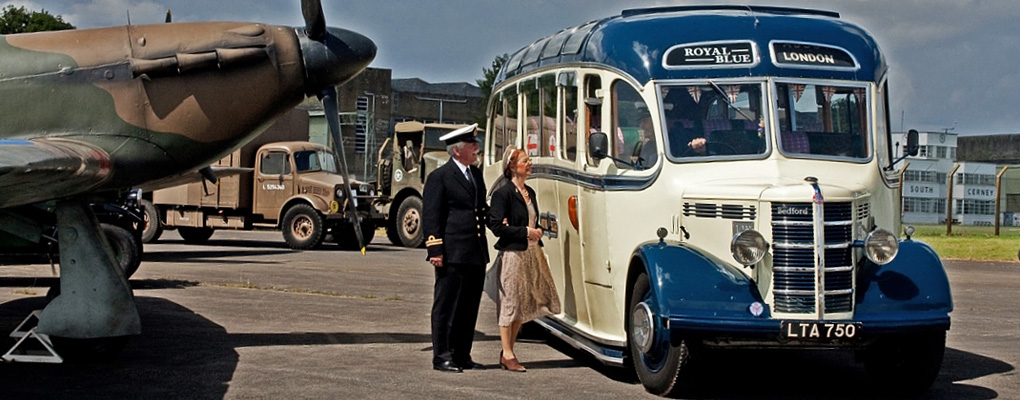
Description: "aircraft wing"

(136, 166), (254, 193)
(0, 139), (113, 208)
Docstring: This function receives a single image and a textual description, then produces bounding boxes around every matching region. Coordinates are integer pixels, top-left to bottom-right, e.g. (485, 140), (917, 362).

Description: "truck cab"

(153, 141), (379, 250)
(374, 121), (468, 247)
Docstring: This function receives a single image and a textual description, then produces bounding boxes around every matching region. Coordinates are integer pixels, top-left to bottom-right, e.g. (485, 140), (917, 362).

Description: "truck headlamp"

(731, 229), (768, 266)
(335, 188), (345, 199)
(864, 228), (898, 265)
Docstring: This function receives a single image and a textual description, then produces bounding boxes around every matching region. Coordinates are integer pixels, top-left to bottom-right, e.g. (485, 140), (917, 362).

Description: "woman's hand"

(527, 227), (542, 242)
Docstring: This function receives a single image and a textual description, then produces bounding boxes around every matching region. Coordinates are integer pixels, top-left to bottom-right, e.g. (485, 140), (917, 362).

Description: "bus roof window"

(522, 37), (551, 66)
(561, 21), (598, 55)
(542, 28), (574, 59)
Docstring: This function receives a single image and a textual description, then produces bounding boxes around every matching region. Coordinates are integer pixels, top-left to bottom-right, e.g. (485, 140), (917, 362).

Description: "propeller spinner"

(298, 0), (377, 254)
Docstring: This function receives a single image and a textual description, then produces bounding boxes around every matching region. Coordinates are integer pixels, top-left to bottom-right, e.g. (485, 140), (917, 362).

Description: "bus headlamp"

(864, 228), (898, 265)
(731, 230), (768, 266)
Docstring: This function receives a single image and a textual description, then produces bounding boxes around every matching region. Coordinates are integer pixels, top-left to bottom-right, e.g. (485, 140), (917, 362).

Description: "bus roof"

(495, 5), (885, 86)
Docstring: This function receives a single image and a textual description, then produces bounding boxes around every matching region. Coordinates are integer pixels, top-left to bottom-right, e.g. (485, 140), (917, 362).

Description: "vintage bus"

(482, 5), (950, 397)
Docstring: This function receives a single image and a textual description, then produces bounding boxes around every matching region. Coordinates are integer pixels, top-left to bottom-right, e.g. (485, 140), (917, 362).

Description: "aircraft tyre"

(396, 196), (424, 248)
(140, 199), (163, 243)
(178, 227), (215, 244)
(861, 331), (945, 395)
(101, 223), (142, 278)
(334, 221), (376, 250)
(629, 272), (691, 397)
(282, 204), (325, 250)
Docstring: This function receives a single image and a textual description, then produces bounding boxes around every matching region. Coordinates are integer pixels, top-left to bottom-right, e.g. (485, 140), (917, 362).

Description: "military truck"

(144, 110), (380, 250)
(373, 121), (469, 247)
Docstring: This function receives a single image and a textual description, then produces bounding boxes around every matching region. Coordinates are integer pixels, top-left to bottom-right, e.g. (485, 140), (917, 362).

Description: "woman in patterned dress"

(487, 148), (561, 372)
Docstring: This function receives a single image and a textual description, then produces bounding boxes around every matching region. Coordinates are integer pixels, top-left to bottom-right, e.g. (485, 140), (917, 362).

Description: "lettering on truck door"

(255, 150), (295, 219)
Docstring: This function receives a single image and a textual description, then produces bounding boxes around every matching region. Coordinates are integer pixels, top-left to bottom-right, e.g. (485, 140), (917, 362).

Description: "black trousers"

(431, 262), (484, 365)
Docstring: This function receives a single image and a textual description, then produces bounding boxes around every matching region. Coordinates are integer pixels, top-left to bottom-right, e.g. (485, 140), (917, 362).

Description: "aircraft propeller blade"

(321, 86), (366, 254)
(165, 9), (172, 23)
(301, 0), (327, 41)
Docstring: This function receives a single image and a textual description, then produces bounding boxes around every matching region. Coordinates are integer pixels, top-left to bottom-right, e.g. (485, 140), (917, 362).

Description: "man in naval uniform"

(422, 123), (489, 373)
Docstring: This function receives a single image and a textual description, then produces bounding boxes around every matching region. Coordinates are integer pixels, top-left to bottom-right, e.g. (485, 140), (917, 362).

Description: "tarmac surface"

(0, 229), (1017, 399)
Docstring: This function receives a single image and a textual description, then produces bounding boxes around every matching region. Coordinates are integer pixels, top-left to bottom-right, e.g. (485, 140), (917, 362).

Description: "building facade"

(893, 131), (1009, 226)
(391, 78), (483, 125)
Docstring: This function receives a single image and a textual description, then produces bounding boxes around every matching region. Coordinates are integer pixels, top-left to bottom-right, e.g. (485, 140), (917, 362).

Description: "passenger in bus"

(633, 115), (659, 168)
(487, 148), (561, 373)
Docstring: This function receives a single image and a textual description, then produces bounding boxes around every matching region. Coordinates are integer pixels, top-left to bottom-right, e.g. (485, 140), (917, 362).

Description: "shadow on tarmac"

(0, 288), (1012, 399)
(537, 328), (1012, 399)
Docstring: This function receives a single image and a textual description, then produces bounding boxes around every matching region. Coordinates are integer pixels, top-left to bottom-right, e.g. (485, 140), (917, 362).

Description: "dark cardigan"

(487, 182), (542, 251)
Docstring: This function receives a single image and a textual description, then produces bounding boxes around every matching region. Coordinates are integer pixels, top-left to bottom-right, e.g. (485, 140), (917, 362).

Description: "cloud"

(63, 0), (167, 28)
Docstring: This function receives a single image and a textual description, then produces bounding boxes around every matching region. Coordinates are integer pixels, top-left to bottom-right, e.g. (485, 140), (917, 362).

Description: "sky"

(4, 0), (1020, 135)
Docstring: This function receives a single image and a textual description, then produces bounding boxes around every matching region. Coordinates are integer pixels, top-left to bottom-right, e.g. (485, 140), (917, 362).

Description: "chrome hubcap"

(631, 301), (655, 354)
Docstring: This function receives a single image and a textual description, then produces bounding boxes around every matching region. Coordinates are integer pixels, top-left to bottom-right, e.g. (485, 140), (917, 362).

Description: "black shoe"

(433, 360), (463, 373)
(456, 360), (485, 370)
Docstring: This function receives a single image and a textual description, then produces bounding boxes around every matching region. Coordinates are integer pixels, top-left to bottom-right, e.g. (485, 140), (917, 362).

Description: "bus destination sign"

(772, 42), (857, 69)
(665, 41), (756, 68)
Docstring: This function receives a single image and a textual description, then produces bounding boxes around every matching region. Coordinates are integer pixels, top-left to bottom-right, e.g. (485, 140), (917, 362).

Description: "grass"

(908, 224), (1020, 262)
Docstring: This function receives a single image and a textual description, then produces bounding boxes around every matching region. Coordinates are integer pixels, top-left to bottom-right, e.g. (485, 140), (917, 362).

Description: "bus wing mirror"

(589, 131), (609, 160)
(906, 129), (920, 156)
(887, 128), (920, 170)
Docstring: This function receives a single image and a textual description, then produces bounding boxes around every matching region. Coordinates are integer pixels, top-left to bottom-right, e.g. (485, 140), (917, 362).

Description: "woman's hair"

(503, 148), (525, 179)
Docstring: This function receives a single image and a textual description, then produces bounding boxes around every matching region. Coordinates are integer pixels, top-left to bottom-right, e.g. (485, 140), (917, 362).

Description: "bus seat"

(781, 131), (810, 153)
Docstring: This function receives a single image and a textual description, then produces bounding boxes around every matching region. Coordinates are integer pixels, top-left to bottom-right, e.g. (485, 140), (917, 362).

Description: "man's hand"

(430, 255), (444, 268)
(689, 137), (707, 154)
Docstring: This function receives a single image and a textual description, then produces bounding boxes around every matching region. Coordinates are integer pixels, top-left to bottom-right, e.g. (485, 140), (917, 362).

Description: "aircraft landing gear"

(33, 199), (141, 359)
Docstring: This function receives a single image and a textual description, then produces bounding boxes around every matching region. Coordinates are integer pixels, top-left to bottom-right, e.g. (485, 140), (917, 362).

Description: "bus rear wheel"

(628, 272), (691, 397)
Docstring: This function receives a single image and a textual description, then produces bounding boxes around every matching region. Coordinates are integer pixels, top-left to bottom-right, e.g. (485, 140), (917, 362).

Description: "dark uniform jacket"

(487, 182), (542, 251)
(423, 160), (489, 265)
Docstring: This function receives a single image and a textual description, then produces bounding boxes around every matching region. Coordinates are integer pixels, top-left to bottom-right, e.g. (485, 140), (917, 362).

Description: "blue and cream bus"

(482, 5), (949, 396)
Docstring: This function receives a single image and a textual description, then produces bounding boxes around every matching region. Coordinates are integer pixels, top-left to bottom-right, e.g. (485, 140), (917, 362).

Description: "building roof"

(391, 78), (482, 98)
(958, 134), (1020, 164)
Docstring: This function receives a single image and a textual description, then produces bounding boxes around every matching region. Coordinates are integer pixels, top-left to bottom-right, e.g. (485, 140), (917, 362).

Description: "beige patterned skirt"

(497, 241), (561, 327)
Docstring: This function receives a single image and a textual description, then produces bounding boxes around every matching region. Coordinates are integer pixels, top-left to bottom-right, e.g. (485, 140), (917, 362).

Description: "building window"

(355, 96), (369, 154)
(936, 146), (947, 159)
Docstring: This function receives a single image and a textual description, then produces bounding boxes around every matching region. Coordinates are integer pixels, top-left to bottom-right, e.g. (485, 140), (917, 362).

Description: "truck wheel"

(140, 199), (163, 243)
(282, 204), (325, 250)
(861, 332), (946, 395)
(178, 227), (214, 244)
(386, 214), (403, 246)
(629, 272), (691, 397)
(101, 223), (141, 278)
(334, 222), (376, 250)
(396, 196), (424, 248)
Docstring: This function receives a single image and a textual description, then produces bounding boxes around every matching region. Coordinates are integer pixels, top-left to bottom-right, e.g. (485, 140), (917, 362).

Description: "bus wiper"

(708, 81), (757, 122)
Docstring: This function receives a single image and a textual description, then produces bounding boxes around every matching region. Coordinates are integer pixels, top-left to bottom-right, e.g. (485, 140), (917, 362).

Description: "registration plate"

(782, 321), (861, 340)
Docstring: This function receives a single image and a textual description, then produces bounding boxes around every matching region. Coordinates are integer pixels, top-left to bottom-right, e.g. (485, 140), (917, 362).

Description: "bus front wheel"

(628, 272), (691, 397)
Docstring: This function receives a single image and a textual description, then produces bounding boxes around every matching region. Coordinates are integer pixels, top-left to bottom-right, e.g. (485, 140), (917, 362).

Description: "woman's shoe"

(499, 350), (526, 372)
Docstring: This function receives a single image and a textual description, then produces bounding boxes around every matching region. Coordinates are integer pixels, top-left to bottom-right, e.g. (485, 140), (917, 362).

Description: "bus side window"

(506, 85), (520, 154)
(490, 91), (506, 165)
(560, 71), (578, 162)
(539, 74), (557, 158)
(611, 80), (654, 169)
(584, 74), (602, 167)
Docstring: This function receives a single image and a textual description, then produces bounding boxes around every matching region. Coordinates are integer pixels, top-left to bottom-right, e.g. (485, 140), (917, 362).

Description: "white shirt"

(451, 157), (471, 180)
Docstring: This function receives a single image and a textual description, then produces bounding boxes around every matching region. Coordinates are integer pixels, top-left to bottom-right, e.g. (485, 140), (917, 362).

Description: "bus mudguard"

(854, 239), (953, 333)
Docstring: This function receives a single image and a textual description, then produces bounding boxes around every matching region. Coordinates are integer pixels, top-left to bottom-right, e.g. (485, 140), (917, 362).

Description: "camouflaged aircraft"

(0, 0), (375, 358)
